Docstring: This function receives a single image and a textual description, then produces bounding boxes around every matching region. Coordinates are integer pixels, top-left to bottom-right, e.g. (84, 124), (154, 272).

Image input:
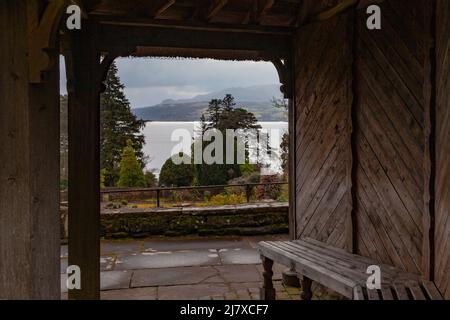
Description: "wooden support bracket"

(28, 0), (85, 83)
(271, 57), (293, 100)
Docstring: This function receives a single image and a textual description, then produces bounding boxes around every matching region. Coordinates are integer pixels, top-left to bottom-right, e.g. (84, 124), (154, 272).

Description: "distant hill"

(132, 84), (287, 122)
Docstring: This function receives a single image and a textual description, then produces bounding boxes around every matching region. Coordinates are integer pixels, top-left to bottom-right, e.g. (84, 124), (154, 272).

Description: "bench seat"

(257, 238), (443, 300)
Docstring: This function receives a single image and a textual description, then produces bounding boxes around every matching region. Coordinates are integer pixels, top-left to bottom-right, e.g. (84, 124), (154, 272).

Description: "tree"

(100, 62), (146, 187)
(159, 153), (195, 187)
(196, 94), (262, 186)
(118, 140), (147, 188)
(272, 96), (289, 179)
(144, 170), (158, 188)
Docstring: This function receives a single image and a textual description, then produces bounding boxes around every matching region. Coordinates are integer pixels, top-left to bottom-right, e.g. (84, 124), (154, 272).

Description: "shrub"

(117, 140), (147, 188)
(159, 153), (195, 187)
(277, 183), (289, 202)
(60, 179), (68, 191)
(256, 175), (283, 200)
(144, 170), (158, 188)
(205, 191), (246, 206)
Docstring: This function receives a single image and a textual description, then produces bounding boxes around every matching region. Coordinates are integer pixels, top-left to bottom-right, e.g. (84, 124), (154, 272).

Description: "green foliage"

(272, 96), (289, 179)
(201, 94), (261, 133)
(203, 191), (212, 202)
(239, 162), (259, 177)
(277, 183), (289, 202)
(159, 153), (195, 187)
(60, 179), (68, 191)
(195, 162), (233, 186)
(100, 168), (107, 189)
(280, 132), (289, 179)
(170, 190), (184, 205)
(196, 94), (261, 186)
(144, 170), (158, 188)
(117, 140), (147, 188)
(100, 62), (146, 187)
(204, 191), (247, 206)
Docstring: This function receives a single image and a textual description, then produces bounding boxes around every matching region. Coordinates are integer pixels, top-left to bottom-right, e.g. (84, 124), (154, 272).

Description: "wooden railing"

(101, 182), (288, 207)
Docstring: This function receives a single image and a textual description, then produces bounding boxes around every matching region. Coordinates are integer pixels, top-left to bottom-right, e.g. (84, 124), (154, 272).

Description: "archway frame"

(0, 0), (378, 300)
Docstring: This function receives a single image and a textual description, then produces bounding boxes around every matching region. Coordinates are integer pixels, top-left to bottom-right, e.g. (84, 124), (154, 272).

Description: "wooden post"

(260, 256), (276, 300)
(156, 189), (161, 207)
(0, 0), (60, 299)
(300, 276), (313, 300)
(246, 184), (251, 203)
(65, 20), (102, 300)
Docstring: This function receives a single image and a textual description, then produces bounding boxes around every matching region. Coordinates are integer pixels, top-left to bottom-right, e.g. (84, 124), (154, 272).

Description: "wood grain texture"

(258, 239), (442, 300)
(66, 21), (102, 300)
(293, 12), (354, 250)
(354, 0), (430, 276)
(0, 0), (60, 299)
(434, 0), (450, 299)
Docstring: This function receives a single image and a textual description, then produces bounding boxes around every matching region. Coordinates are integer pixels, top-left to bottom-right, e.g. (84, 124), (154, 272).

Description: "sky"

(60, 57), (280, 108)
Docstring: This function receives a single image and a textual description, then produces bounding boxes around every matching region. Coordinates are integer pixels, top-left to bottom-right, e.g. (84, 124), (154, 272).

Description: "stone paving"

(60, 235), (306, 300)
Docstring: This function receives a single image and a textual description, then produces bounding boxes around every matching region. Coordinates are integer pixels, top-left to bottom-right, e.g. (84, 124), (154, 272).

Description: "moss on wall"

(60, 203), (288, 239)
(96, 204), (288, 239)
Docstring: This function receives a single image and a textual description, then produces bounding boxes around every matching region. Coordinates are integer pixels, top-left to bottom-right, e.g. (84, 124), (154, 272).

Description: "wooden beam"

(251, 0), (275, 24)
(0, 0), (60, 299)
(313, 0), (358, 23)
(294, 0), (385, 27)
(93, 14), (294, 35)
(151, 0), (176, 18)
(205, 0), (228, 21)
(65, 20), (102, 300)
(97, 22), (291, 58)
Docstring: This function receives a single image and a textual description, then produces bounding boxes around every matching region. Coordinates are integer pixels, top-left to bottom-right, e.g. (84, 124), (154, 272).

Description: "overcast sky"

(60, 57), (280, 108)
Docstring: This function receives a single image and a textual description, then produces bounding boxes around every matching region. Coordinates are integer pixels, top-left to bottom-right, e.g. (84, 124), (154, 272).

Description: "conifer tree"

(117, 140), (147, 188)
(100, 62), (146, 187)
(197, 94), (261, 185)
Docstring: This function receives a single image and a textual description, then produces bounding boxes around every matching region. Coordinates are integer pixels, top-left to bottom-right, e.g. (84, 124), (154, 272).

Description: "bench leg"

(301, 276), (313, 300)
(260, 256), (276, 300)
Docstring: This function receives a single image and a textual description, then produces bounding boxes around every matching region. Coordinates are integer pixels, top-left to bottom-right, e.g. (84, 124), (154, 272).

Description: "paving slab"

(61, 271), (132, 292)
(229, 282), (262, 291)
(102, 241), (142, 254)
(214, 265), (262, 283)
(131, 266), (218, 287)
(101, 287), (157, 300)
(101, 271), (132, 290)
(158, 283), (230, 300)
(100, 255), (116, 271)
(219, 248), (261, 265)
(114, 250), (221, 270)
(203, 275), (226, 284)
(143, 239), (248, 252)
(59, 235), (294, 300)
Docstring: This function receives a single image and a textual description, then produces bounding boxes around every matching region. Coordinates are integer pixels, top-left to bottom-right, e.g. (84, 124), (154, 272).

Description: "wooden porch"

(0, 0), (449, 300)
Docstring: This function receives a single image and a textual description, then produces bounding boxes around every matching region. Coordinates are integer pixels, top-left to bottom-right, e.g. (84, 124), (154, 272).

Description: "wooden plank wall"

(293, 0), (450, 285)
(353, 0), (428, 275)
(293, 12), (354, 250)
(435, 0), (450, 299)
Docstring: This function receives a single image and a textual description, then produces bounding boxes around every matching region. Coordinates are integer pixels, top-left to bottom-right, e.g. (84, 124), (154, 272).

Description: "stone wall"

(60, 203), (288, 240)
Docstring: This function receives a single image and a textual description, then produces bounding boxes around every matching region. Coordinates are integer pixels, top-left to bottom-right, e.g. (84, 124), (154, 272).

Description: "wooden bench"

(258, 238), (443, 300)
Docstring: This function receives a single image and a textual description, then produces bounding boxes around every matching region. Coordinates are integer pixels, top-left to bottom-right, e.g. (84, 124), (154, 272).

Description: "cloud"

(60, 57), (280, 108)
